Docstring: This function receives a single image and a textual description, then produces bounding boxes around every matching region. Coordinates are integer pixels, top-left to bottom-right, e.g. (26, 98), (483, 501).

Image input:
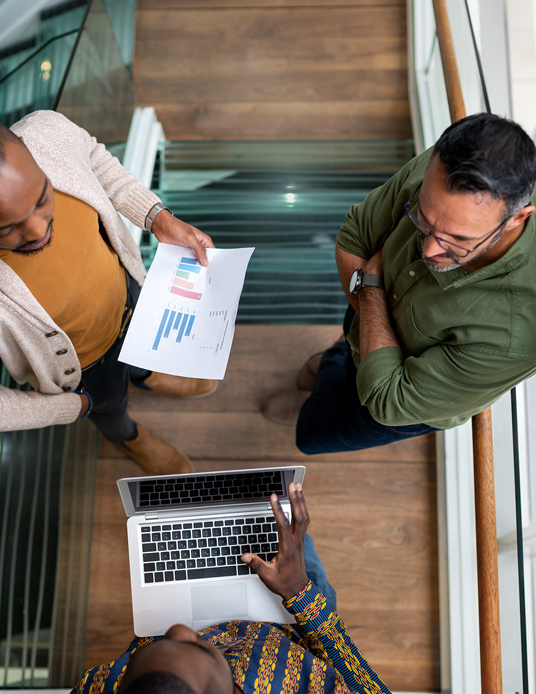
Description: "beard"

(419, 228), (504, 272)
(13, 220), (54, 256)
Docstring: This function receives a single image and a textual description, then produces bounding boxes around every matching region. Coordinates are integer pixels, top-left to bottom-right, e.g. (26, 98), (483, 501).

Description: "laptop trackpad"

(191, 583), (248, 625)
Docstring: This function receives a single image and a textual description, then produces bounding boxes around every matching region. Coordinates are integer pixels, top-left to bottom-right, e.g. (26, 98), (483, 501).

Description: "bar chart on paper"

(119, 245), (254, 379)
(170, 256), (204, 301)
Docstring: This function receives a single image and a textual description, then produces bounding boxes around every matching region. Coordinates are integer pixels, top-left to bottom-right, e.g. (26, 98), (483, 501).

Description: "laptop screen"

(128, 468), (295, 513)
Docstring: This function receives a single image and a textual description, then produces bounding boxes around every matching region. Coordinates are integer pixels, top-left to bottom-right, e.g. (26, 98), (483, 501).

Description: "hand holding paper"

(119, 244), (254, 380)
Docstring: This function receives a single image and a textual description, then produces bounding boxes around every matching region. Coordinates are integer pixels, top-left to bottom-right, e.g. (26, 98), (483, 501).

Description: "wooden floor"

(83, 325), (440, 692)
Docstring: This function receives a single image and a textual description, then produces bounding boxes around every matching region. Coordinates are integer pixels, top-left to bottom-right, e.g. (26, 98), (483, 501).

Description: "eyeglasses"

(404, 182), (510, 258)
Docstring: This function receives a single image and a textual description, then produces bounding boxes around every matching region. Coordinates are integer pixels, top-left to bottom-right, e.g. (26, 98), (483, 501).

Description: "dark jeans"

(296, 305), (438, 454)
(304, 534), (337, 608)
(78, 273), (150, 443)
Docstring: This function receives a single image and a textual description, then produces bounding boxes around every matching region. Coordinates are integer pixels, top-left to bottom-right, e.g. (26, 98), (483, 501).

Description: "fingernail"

(296, 483), (302, 492)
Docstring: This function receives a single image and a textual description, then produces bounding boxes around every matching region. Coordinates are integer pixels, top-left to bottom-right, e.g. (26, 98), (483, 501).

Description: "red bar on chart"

(173, 277), (195, 290)
(170, 285), (202, 301)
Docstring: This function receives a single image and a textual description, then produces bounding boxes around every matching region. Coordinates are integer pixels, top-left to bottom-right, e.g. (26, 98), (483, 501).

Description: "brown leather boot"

(261, 390), (311, 427)
(116, 425), (194, 476)
(132, 372), (218, 399)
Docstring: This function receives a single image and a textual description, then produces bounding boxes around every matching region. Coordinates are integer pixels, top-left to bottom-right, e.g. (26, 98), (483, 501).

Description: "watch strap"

(145, 203), (172, 232)
(362, 272), (384, 290)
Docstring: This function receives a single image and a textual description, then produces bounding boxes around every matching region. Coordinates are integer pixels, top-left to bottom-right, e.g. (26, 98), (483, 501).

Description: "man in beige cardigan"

(0, 110), (215, 474)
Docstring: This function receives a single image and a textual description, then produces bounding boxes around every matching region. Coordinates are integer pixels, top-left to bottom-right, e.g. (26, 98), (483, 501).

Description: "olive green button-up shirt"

(336, 148), (536, 430)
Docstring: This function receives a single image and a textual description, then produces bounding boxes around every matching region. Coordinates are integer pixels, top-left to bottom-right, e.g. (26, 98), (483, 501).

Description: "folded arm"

(358, 341), (536, 428)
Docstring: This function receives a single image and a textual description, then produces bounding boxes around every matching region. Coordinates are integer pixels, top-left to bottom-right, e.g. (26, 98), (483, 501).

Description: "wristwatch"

(145, 203), (172, 232)
(349, 268), (385, 295)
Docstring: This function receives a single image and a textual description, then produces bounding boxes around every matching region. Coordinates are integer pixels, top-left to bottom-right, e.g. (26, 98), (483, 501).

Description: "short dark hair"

(0, 122), (22, 167)
(432, 113), (536, 216)
(120, 671), (196, 694)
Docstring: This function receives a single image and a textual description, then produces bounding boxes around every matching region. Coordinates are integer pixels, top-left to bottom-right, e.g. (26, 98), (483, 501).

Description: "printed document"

(119, 244), (254, 379)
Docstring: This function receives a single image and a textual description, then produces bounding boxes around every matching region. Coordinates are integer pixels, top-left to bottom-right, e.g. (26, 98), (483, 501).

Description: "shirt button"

(393, 293), (397, 300)
(45, 331), (58, 337)
(409, 270), (416, 277)
(64, 368), (76, 375)
(62, 386), (72, 392)
(56, 349), (68, 355)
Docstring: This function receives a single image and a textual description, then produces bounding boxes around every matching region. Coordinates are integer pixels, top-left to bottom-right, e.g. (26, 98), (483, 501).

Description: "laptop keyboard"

(141, 515), (279, 584)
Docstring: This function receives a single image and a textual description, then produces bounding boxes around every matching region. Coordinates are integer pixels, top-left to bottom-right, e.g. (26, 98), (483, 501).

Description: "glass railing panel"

(0, 369), (98, 689)
(37, 1), (88, 45)
(0, 0), (90, 127)
(102, 0), (137, 73)
(55, 0), (138, 143)
(410, 0), (491, 151)
(0, 34), (79, 127)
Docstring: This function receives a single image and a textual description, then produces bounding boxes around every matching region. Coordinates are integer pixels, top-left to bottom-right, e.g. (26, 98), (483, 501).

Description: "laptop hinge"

(144, 513), (159, 520)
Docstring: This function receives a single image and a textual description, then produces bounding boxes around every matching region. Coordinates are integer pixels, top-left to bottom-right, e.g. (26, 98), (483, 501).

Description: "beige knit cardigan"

(0, 110), (161, 431)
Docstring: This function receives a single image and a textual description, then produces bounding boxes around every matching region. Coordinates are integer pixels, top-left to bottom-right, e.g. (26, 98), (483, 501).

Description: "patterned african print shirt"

(72, 582), (391, 694)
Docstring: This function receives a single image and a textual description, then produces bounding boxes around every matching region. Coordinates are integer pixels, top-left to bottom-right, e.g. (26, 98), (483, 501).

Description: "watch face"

(349, 268), (363, 294)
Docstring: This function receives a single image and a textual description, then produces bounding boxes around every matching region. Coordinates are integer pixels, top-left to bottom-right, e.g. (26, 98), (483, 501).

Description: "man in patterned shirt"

(72, 484), (391, 694)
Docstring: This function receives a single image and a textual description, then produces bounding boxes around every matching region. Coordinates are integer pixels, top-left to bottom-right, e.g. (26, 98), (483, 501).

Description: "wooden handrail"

(431, 1), (503, 692)
(432, 0), (466, 123)
(473, 409), (503, 691)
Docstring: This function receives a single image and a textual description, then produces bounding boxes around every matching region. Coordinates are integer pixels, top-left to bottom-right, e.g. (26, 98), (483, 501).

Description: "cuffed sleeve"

(0, 387), (82, 431)
(357, 342), (536, 429)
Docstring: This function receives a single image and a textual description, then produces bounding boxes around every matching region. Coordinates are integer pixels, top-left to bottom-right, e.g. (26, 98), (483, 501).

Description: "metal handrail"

(431, 1), (503, 692)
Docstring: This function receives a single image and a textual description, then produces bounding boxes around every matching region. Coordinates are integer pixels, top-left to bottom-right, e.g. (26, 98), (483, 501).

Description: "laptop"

(117, 465), (306, 636)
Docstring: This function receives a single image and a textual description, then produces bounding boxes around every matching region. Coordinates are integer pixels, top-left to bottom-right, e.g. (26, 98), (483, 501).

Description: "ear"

(508, 205), (535, 230)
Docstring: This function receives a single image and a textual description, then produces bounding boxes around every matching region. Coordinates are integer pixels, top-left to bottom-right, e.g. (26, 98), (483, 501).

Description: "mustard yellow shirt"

(0, 190), (127, 368)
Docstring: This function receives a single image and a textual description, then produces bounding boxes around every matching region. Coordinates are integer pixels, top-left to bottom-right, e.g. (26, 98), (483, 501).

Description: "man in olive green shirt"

(265, 113), (536, 453)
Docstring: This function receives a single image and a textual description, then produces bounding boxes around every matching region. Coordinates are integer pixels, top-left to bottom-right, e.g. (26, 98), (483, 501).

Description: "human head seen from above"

(408, 113), (536, 272)
(116, 622), (239, 694)
(0, 123), (54, 254)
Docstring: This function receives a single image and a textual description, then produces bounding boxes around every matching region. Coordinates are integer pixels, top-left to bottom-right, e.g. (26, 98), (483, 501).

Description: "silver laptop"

(117, 465), (305, 636)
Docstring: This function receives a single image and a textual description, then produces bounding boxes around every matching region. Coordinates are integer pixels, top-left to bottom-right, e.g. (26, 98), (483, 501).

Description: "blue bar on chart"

(185, 314), (195, 337)
(164, 310), (176, 338)
(153, 309), (170, 350)
(153, 309), (196, 349)
(176, 313), (190, 343)
(178, 263), (201, 274)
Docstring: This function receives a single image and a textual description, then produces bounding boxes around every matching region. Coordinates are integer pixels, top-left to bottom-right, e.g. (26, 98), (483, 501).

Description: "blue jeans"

(304, 534), (336, 609)
(296, 305), (437, 454)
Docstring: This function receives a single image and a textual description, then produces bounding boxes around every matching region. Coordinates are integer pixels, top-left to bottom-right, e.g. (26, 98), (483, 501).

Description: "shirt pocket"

(394, 301), (438, 356)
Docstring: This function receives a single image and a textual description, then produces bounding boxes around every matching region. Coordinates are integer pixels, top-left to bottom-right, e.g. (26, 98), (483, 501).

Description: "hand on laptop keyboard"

(241, 482), (309, 600)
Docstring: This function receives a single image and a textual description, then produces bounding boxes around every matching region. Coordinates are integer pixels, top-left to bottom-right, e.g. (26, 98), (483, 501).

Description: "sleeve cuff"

(283, 582), (335, 632)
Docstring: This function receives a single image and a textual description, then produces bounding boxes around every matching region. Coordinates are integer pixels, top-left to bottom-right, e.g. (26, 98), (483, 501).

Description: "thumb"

(241, 553), (268, 577)
(192, 235), (209, 267)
